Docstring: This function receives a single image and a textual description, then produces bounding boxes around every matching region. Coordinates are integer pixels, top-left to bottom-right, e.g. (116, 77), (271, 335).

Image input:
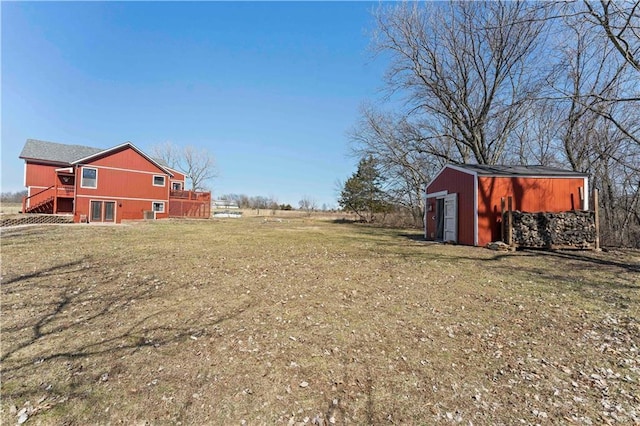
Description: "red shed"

(424, 164), (590, 246)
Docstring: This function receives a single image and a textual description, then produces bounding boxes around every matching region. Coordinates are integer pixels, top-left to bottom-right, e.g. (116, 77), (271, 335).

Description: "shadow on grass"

(331, 221), (424, 240)
(331, 218), (362, 225)
(523, 249), (640, 274)
(395, 231), (427, 242)
(2, 259), (86, 287)
(1, 257), (254, 404)
(329, 222), (639, 305)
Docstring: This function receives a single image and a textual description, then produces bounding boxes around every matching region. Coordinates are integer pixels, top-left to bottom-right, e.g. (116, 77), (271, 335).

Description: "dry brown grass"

(1, 218), (638, 424)
(0, 203), (22, 215)
(236, 208), (356, 222)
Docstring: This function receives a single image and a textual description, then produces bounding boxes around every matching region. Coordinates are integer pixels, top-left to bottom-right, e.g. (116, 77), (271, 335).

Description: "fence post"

(53, 171), (58, 214)
(593, 188), (600, 251)
(501, 197), (506, 243)
(578, 187), (584, 210)
(507, 196), (513, 247)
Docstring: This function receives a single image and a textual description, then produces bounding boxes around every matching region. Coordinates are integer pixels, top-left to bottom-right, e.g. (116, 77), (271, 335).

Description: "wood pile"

(506, 211), (596, 249)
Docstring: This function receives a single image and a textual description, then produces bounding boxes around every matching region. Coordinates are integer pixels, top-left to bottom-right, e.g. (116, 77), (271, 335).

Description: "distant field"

(0, 202), (22, 215)
(1, 218), (638, 424)
(1, 203), (352, 220)
(233, 208), (357, 222)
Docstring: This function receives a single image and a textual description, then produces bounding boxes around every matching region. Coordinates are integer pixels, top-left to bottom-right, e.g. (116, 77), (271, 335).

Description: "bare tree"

(349, 105), (442, 226)
(546, 18), (627, 172)
(583, 0), (640, 72)
(350, 1), (640, 243)
(516, 9), (640, 245)
(372, 1), (549, 165)
(547, 1), (640, 148)
(506, 102), (564, 167)
(298, 196), (317, 216)
(152, 141), (181, 170)
(181, 146), (217, 191)
(350, 1), (550, 227)
(1, 190), (28, 203)
(153, 142), (217, 191)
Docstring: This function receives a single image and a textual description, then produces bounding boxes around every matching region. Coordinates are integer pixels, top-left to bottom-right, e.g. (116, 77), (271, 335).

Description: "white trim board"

(583, 177), (590, 210)
(76, 194), (169, 203)
(78, 164), (171, 177)
(425, 190), (448, 199)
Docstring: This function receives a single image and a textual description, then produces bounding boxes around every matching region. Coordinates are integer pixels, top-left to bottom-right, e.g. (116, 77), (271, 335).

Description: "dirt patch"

(1, 219), (638, 424)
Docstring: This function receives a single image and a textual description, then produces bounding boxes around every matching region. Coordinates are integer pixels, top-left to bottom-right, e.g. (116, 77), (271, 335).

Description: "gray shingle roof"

(453, 164), (588, 177)
(20, 139), (175, 177)
(19, 139), (103, 165)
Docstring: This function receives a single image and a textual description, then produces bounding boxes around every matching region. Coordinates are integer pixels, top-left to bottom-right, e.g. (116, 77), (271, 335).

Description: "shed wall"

(425, 168), (475, 246)
(477, 176), (587, 246)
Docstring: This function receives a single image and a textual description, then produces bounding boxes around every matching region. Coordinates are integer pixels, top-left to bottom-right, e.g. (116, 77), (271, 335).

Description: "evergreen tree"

(339, 157), (391, 222)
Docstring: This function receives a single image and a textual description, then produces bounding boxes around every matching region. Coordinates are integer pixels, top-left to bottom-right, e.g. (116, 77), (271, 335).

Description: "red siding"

(25, 163), (60, 187)
(74, 198), (168, 223)
(22, 143), (206, 223)
(425, 165), (588, 247)
(74, 146), (171, 223)
(24, 163), (75, 210)
(477, 176), (587, 246)
(88, 148), (167, 173)
(425, 168), (476, 246)
(169, 169), (186, 190)
(76, 166), (169, 200)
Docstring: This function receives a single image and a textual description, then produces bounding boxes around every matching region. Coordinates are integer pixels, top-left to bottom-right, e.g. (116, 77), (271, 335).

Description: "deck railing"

(22, 185), (75, 213)
(169, 190), (211, 201)
(169, 190), (212, 219)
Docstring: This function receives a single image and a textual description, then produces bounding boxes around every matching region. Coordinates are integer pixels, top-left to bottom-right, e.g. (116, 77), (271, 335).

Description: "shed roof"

(450, 164), (589, 177)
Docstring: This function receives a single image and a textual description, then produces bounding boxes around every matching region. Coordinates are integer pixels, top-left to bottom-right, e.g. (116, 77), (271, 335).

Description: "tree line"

(219, 194), (329, 213)
(1, 191), (28, 203)
(341, 1), (639, 247)
(220, 194), (286, 210)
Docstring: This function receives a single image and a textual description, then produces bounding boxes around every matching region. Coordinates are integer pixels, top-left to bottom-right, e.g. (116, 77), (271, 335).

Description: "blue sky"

(1, 1), (387, 208)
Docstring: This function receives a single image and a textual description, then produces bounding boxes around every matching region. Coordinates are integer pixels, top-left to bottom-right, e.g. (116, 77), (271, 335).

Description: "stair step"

(24, 197), (54, 214)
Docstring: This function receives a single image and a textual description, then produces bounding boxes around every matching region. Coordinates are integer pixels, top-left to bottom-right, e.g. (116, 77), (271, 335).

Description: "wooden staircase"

(23, 197), (54, 214)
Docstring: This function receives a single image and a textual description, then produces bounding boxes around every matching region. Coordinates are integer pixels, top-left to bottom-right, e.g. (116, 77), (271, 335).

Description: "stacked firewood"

(507, 211), (596, 249)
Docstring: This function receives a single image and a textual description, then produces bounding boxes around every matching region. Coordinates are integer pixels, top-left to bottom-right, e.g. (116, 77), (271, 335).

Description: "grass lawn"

(1, 203), (23, 215)
(1, 217), (638, 424)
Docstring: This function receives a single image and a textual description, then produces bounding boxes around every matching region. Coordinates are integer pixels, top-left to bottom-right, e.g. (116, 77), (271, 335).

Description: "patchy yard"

(1, 218), (638, 424)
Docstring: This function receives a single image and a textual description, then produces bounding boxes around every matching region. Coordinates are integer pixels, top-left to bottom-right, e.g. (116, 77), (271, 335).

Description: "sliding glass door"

(90, 201), (116, 222)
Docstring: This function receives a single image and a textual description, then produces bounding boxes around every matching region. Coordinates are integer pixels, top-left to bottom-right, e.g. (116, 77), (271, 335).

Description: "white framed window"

(81, 167), (98, 188)
(172, 181), (182, 190)
(152, 201), (165, 213)
(153, 175), (166, 187)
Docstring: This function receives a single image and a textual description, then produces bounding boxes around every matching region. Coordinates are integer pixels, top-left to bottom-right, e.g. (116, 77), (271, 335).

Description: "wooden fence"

(169, 199), (211, 219)
(168, 190), (211, 219)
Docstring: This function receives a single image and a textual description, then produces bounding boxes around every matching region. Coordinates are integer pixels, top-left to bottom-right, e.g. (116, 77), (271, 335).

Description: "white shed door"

(443, 193), (457, 243)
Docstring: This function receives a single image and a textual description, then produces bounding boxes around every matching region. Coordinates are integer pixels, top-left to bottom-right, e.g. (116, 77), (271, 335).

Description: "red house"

(425, 164), (590, 246)
(20, 139), (211, 223)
